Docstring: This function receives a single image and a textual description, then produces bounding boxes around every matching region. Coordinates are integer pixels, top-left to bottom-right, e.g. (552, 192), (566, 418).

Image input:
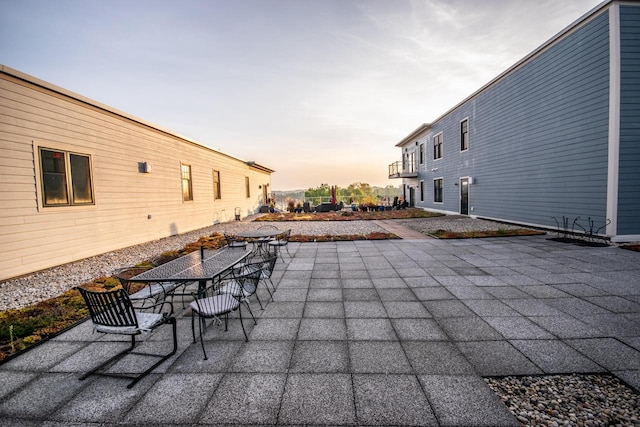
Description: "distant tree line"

(272, 183), (401, 210)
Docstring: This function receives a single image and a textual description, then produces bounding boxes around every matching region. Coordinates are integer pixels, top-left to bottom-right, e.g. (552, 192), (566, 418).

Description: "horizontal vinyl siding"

(617, 5), (640, 235)
(415, 10), (611, 230)
(0, 74), (271, 280)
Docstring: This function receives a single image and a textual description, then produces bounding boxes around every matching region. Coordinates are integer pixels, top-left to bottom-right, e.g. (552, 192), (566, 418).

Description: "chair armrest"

(140, 300), (175, 316)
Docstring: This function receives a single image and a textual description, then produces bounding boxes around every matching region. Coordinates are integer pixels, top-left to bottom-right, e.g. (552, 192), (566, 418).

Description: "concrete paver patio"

(0, 235), (639, 425)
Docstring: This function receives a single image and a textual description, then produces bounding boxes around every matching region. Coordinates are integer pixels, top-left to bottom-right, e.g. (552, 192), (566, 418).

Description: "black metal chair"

(219, 255), (275, 307)
(190, 268), (261, 359)
(256, 224), (278, 253)
(268, 228), (291, 262)
(115, 266), (182, 310)
(224, 233), (248, 248)
(243, 252), (278, 297)
(76, 287), (177, 388)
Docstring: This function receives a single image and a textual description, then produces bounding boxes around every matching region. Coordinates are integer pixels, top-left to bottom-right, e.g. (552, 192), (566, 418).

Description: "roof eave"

(395, 123), (431, 147)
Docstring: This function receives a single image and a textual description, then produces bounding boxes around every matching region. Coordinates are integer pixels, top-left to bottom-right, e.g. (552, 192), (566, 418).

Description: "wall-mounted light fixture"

(259, 185), (262, 189)
(431, 167), (438, 172)
(138, 162), (152, 173)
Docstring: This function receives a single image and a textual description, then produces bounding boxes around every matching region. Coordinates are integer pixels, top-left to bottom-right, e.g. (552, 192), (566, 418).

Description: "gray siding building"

(390, 0), (640, 242)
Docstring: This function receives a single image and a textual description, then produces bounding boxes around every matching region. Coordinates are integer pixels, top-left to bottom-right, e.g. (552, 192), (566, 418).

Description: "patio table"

(235, 229), (282, 253)
(130, 246), (251, 296)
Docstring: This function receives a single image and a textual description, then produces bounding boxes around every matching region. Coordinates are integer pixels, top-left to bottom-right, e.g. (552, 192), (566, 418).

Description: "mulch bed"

(429, 229), (546, 239)
(255, 209), (442, 221)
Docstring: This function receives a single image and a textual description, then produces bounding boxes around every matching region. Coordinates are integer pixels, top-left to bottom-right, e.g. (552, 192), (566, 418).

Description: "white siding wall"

(0, 72), (272, 281)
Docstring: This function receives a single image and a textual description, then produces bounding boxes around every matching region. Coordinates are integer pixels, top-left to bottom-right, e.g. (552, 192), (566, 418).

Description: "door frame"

(460, 177), (469, 215)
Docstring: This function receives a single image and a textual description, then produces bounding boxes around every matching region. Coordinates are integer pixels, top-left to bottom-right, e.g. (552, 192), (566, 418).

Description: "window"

(213, 170), (221, 199)
(460, 118), (469, 151)
(39, 148), (94, 206)
(434, 178), (443, 203)
(245, 176), (250, 198)
(420, 180), (424, 202)
(433, 133), (443, 160)
(181, 164), (193, 201)
(419, 143), (425, 165)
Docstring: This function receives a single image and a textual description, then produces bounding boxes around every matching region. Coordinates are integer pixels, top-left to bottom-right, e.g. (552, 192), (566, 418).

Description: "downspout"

(606, 2), (620, 238)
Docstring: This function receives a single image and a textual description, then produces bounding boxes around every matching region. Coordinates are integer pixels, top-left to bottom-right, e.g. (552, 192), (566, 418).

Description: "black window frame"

(181, 163), (193, 201)
(460, 118), (469, 151)
(433, 178), (443, 203)
(433, 133), (443, 160)
(213, 169), (221, 200)
(39, 147), (94, 207)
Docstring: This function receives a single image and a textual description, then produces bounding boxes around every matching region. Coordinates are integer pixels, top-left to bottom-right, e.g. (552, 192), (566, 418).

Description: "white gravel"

(487, 374), (639, 426)
(398, 216), (526, 234)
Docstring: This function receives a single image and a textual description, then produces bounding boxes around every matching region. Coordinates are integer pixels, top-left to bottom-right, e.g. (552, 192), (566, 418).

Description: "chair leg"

(198, 314), (208, 360)
(81, 318), (179, 387)
(254, 292), (264, 310)
(79, 335), (136, 381)
(191, 312), (197, 344)
(263, 280), (274, 301)
(243, 299), (257, 325)
(237, 305), (249, 342)
(126, 317), (178, 388)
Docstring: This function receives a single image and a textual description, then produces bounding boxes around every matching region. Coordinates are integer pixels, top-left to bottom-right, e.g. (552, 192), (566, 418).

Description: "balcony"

(388, 160), (417, 179)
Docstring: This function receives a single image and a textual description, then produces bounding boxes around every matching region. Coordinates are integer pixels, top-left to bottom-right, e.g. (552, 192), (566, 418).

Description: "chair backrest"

(262, 254), (278, 274)
(230, 267), (262, 296)
(78, 287), (138, 328)
(224, 233), (247, 247)
(114, 266), (153, 294)
(258, 224), (278, 230)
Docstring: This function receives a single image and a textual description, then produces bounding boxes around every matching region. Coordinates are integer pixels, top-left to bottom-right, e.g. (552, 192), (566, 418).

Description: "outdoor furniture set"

(77, 228), (290, 387)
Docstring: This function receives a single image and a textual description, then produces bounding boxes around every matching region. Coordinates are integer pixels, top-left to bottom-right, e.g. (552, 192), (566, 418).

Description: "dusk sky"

(1, 0), (603, 190)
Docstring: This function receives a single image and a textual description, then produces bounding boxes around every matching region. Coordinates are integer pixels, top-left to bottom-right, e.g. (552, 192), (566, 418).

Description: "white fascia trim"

(611, 234), (640, 243)
(606, 3), (621, 236)
(423, 207), (458, 216)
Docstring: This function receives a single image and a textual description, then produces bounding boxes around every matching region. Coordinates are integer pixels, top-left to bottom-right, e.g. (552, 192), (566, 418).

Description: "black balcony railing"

(388, 160), (417, 178)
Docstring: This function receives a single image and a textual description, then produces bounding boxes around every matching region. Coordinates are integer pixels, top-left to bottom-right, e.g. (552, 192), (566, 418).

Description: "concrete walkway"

(0, 235), (639, 425)
(373, 219), (433, 239)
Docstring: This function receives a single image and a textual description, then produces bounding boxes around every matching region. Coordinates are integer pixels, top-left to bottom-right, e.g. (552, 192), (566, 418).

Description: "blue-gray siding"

(414, 10), (611, 231)
(618, 5), (640, 235)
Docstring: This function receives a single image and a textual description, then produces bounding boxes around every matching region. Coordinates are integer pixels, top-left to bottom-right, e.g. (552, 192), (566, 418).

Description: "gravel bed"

(398, 216), (527, 234)
(0, 217), (384, 312)
(486, 374), (639, 426)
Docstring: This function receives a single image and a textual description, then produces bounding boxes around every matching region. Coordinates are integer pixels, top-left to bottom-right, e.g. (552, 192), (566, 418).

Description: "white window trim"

(460, 117), (470, 152)
(181, 163), (194, 202)
(33, 141), (97, 212)
(459, 176), (471, 214)
(433, 177), (444, 204)
(433, 132), (443, 161)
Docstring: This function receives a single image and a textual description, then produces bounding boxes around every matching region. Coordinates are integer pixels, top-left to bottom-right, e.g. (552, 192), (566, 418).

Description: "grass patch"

(429, 228), (546, 239)
(256, 208), (442, 221)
